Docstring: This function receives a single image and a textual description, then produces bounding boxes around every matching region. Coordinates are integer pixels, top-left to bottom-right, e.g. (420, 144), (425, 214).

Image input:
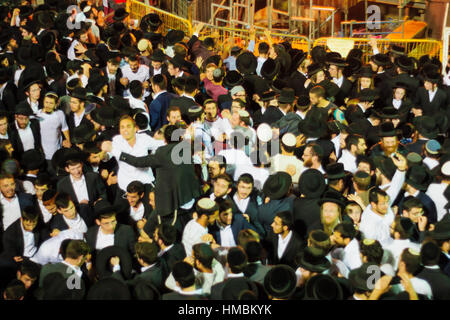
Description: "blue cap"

(425, 140), (441, 154)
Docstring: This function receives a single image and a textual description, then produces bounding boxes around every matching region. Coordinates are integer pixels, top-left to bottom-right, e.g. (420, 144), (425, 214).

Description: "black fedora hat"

(378, 121), (397, 137)
(373, 156), (396, 180)
(278, 88), (295, 104)
(405, 165), (432, 191)
(109, 95), (131, 115)
(394, 56), (415, 72)
(306, 62), (323, 78)
(236, 51), (257, 75)
(270, 78), (287, 94)
(20, 150), (45, 171)
(291, 51), (307, 70)
(14, 101), (34, 116)
(70, 86), (87, 101)
(296, 247), (331, 273)
(428, 219), (450, 240)
(223, 70), (243, 88)
(310, 46), (326, 65)
(113, 8), (129, 21)
(373, 106), (405, 120)
(263, 172), (292, 200)
(348, 263), (379, 292)
(298, 114), (328, 139)
(343, 57), (362, 78)
(325, 163), (345, 180)
(318, 191), (346, 208)
(260, 58), (280, 81)
(263, 265), (297, 299)
(147, 13), (162, 28)
(59, 148), (88, 168)
(90, 106), (118, 128)
(96, 245), (133, 280)
(168, 54), (186, 69)
(150, 49), (167, 63)
(203, 54), (222, 69)
(165, 29), (185, 47)
(318, 79), (340, 99)
(390, 45), (405, 56)
(326, 57), (348, 68)
(413, 116), (438, 139)
(370, 53), (390, 67)
(260, 90), (278, 102)
(356, 65), (374, 78)
(298, 169), (326, 198)
(423, 71), (441, 84)
(71, 122), (97, 145)
(222, 277), (259, 300)
(35, 10), (55, 29)
(87, 277), (131, 300)
(112, 22), (127, 35)
(392, 81), (409, 91)
(18, 5), (34, 19)
(305, 274), (343, 300)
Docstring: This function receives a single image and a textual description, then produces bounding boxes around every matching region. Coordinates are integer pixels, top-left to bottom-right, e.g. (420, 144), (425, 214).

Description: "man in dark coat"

(117, 125), (201, 217)
(415, 71), (447, 116)
(148, 74), (176, 131)
(267, 211), (304, 269)
(8, 101), (42, 160)
(0, 68), (17, 113)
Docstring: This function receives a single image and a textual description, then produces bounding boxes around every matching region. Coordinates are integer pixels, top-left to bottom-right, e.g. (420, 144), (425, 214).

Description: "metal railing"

(313, 37), (442, 63)
(126, 0), (192, 36)
(194, 21), (311, 53)
(340, 19), (406, 38)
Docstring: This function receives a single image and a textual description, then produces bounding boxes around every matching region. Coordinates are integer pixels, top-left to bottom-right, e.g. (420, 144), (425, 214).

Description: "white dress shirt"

(428, 88), (437, 102)
(1, 194), (21, 231)
(16, 121), (35, 152)
(359, 205), (395, 245)
(218, 148), (253, 175)
(95, 229), (115, 251)
(73, 109), (85, 128)
(63, 214), (88, 234)
(110, 133), (165, 190)
(38, 200), (53, 223)
(423, 157), (439, 171)
(233, 193), (250, 214)
(256, 57), (267, 76)
(426, 183), (449, 222)
(219, 223), (236, 247)
(129, 202), (145, 222)
(61, 260), (83, 278)
(383, 239), (421, 269)
(278, 231), (293, 259)
(392, 99), (402, 110)
(204, 117), (233, 141)
(338, 149), (357, 174)
(70, 175), (89, 204)
(342, 238), (363, 271)
(31, 229), (84, 265)
(182, 219), (208, 256)
(36, 109), (68, 160)
(233, 165), (270, 191)
(333, 76), (344, 88)
(391, 277), (433, 299)
(20, 221), (37, 258)
(121, 64), (150, 97)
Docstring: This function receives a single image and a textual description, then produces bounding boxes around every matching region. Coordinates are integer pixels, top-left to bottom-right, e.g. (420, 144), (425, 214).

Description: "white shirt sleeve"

(59, 111), (69, 132)
(386, 170), (406, 205)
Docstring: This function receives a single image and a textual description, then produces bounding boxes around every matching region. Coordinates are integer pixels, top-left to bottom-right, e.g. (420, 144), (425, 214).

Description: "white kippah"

(282, 133), (296, 147)
(257, 123), (272, 143)
(198, 198), (216, 210)
(441, 161), (450, 176)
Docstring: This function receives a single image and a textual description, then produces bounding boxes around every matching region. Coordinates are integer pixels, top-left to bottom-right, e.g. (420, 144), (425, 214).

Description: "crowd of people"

(0, 0), (448, 300)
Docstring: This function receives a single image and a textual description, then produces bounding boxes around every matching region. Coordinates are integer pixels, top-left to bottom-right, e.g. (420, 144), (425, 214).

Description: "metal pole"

(309, 0), (312, 39)
(331, 11), (334, 36)
(288, 0), (292, 33)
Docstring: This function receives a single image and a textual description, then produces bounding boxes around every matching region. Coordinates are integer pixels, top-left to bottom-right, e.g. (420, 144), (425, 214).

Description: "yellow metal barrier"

(126, 0), (192, 36)
(313, 37), (442, 63)
(197, 23), (311, 55)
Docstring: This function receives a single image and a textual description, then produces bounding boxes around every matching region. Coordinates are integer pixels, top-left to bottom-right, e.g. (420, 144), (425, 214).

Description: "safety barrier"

(313, 37), (442, 63)
(195, 22), (311, 54)
(126, 0), (192, 36)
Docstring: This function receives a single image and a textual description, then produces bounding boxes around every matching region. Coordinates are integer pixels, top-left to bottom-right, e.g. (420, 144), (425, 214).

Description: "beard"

(304, 159), (313, 168)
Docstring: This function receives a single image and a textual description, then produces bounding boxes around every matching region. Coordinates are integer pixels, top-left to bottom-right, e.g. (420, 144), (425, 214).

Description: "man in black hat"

(415, 71), (447, 116)
(369, 122), (408, 158)
(267, 211), (303, 269)
(0, 68), (17, 114)
(392, 56), (419, 94)
(406, 116), (439, 154)
(328, 57), (352, 107)
(67, 87), (91, 134)
(149, 49), (169, 79)
(369, 53), (393, 103)
(8, 101), (42, 160)
(149, 74), (176, 131)
(19, 149), (45, 195)
(103, 53), (125, 97)
(56, 152), (107, 208)
(289, 51), (309, 98)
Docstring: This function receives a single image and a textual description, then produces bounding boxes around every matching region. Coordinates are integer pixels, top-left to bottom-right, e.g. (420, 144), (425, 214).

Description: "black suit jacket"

(335, 78), (353, 107)
(0, 81), (17, 113)
(125, 261), (164, 290)
(415, 87), (448, 116)
(293, 197), (322, 240)
(260, 106), (284, 126)
(290, 71), (307, 97)
(49, 204), (94, 233)
(160, 242), (186, 279)
(8, 119), (42, 160)
(84, 223), (136, 256)
(66, 112), (92, 136)
(162, 291), (204, 300)
(56, 172), (107, 207)
(1, 219), (47, 261)
(119, 141), (202, 216)
(0, 192), (35, 233)
(267, 231), (304, 269)
(417, 267), (450, 300)
(231, 192), (265, 237)
(169, 95), (199, 120)
(102, 67), (125, 97)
